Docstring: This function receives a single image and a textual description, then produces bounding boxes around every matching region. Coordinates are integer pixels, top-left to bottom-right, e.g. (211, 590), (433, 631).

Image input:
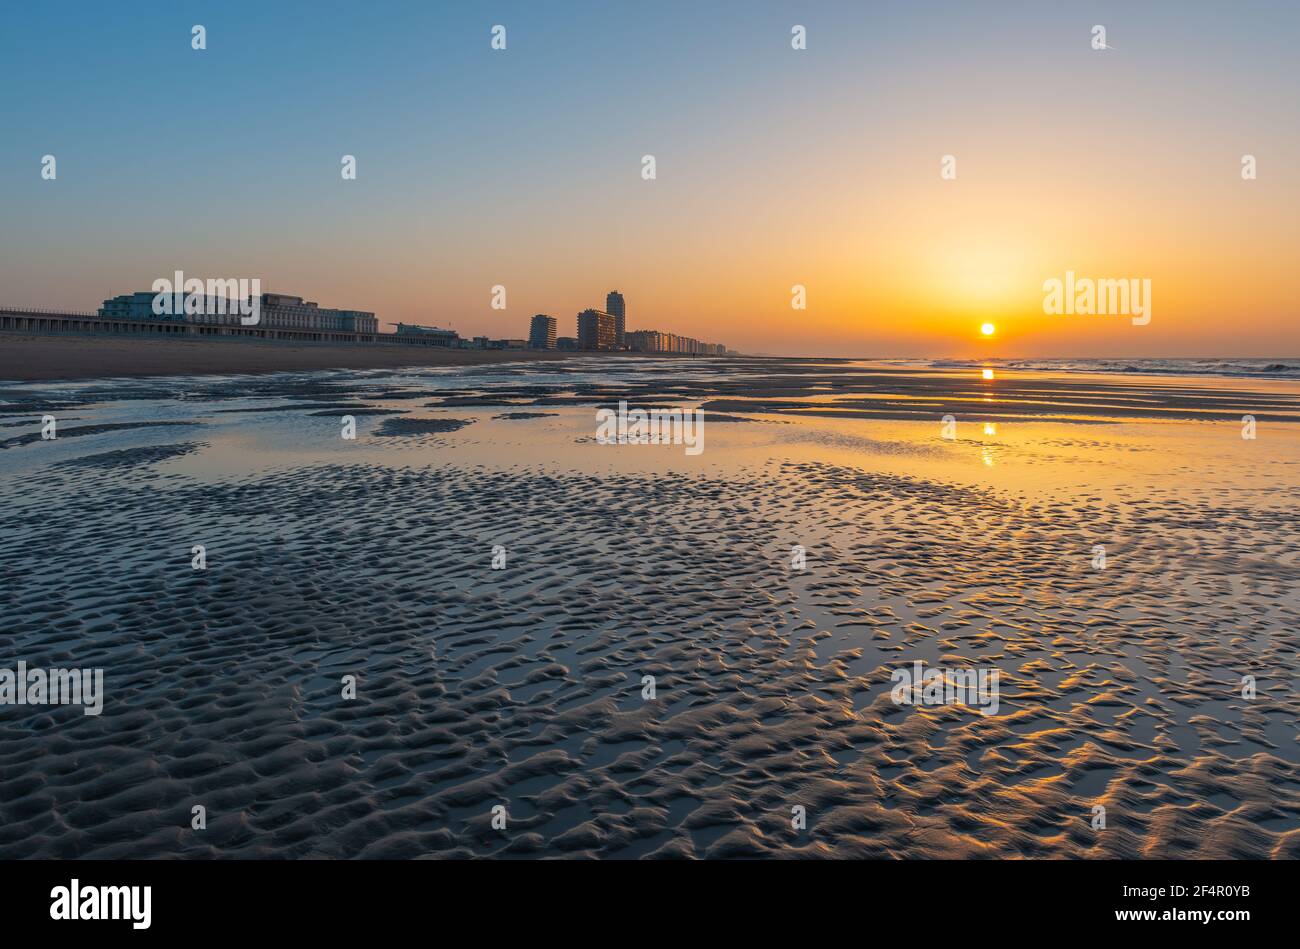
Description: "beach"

(0, 334), (593, 382)
(0, 357), (1296, 858)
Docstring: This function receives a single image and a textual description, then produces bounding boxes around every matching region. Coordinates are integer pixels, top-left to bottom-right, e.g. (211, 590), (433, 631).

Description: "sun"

(980, 322), (996, 337)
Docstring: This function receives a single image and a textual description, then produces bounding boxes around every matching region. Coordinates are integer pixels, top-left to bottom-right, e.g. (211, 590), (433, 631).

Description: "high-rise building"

(529, 314), (557, 349)
(577, 309), (616, 350)
(605, 291), (625, 347)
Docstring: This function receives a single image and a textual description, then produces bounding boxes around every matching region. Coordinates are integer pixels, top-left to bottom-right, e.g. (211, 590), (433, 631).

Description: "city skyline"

(61, 282), (732, 355)
(2, 1), (1297, 358)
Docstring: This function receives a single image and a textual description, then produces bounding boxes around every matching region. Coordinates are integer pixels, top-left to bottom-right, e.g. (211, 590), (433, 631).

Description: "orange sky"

(4, 2), (1296, 356)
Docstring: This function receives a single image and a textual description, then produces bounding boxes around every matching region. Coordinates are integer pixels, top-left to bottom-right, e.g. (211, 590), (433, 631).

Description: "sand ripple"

(2, 445), (1296, 858)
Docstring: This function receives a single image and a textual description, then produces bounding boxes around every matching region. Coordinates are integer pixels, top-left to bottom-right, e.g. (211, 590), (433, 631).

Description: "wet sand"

(0, 359), (1296, 859)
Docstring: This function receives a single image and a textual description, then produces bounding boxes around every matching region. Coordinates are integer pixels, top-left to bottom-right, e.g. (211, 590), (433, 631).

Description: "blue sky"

(3, 1), (1296, 356)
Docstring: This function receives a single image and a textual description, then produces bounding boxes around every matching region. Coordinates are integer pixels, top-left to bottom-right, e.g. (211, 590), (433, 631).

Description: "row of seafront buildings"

(1, 291), (411, 347)
(2, 287), (727, 355)
(527, 291), (728, 355)
(101, 288), (726, 354)
(99, 290), (467, 347)
(100, 290), (381, 333)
